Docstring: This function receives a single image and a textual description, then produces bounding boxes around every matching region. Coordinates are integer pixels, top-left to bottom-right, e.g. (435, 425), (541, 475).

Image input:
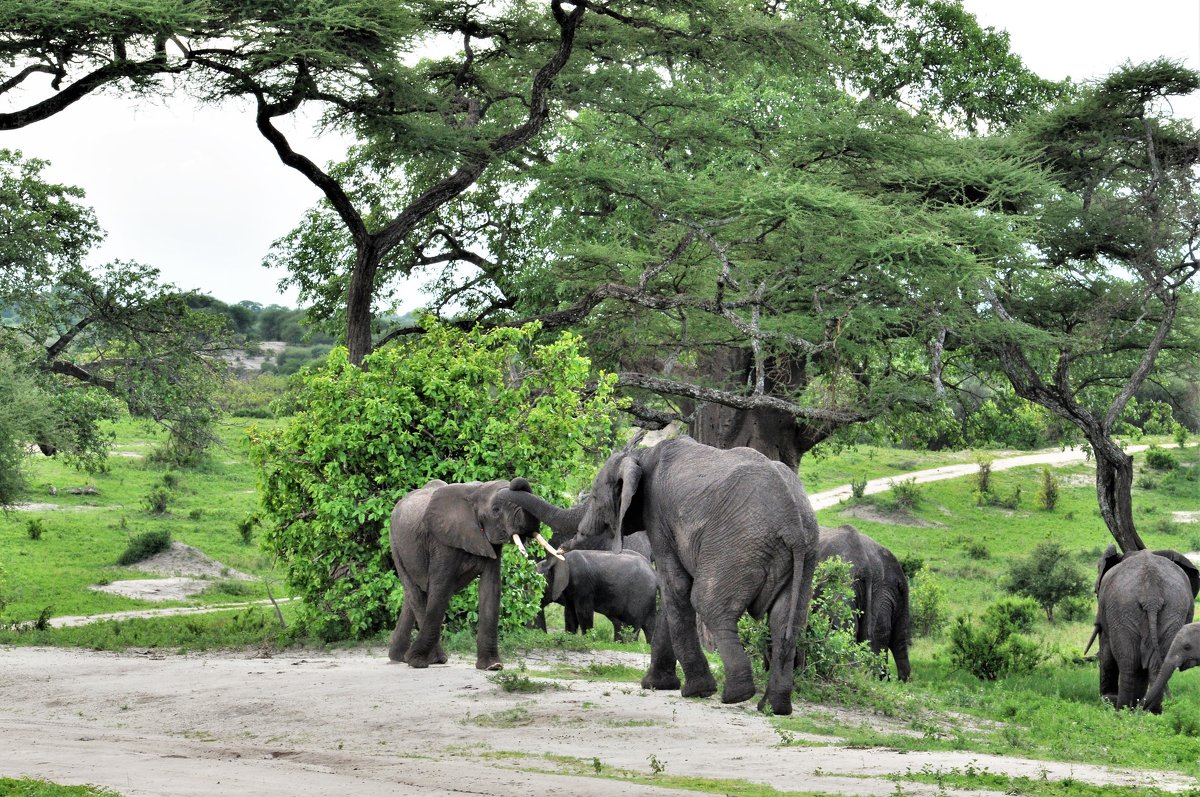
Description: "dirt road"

(1, 646), (1195, 796)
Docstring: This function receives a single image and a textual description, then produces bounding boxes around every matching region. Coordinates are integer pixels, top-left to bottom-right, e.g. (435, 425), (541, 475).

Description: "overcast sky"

(3, 2), (1198, 308)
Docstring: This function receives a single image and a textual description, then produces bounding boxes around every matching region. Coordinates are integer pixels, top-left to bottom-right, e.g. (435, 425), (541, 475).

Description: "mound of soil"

(92, 542), (253, 602)
(839, 504), (945, 528)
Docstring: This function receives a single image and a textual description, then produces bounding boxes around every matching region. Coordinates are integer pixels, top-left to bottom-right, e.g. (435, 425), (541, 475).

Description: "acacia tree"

(0, 150), (232, 474)
(974, 61), (1200, 552)
(265, 1), (1058, 464)
(0, 1), (203, 129)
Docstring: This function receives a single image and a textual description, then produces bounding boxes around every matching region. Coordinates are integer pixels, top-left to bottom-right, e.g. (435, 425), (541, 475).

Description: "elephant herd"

(387, 434), (1200, 715)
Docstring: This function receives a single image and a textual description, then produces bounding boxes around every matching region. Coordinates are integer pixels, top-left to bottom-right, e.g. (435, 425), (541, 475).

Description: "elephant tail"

(783, 545), (818, 664)
(1144, 604), (1166, 677)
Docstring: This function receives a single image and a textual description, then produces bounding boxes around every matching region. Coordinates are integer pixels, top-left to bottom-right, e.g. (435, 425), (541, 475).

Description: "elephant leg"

(658, 567), (716, 698)
(474, 559), (503, 671)
(533, 608), (547, 633)
(711, 617), (755, 705)
(406, 576), (454, 669)
(891, 641), (912, 683)
(612, 620), (624, 643)
(761, 551), (817, 715)
(642, 607), (656, 645)
(576, 599), (595, 636)
(641, 605), (682, 691)
(564, 604), (579, 634)
(388, 601), (417, 662)
(1098, 635), (1118, 706)
(1117, 669), (1148, 710)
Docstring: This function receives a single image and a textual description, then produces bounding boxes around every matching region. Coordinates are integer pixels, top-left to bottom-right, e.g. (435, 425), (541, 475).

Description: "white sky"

(2, 2), (1199, 307)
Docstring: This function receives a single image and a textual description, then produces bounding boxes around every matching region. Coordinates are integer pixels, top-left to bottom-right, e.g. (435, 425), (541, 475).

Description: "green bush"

(974, 457), (993, 495)
(1003, 542), (1089, 622)
(143, 487), (170, 515)
(117, 530), (172, 566)
(796, 556), (884, 683)
(981, 597), (1040, 636)
(889, 477), (922, 510)
(1036, 466), (1059, 511)
(948, 608), (1044, 681)
(909, 567), (947, 638)
(25, 518), (44, 540)
(849, 477), (868, 499)
(963, 540), (990, 560)
(249, 322), (620, 640)
(1144, 446), (1178, 471)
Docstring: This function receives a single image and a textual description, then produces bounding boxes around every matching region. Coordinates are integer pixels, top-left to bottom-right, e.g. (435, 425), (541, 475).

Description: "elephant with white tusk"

(388, 477), (543, 671)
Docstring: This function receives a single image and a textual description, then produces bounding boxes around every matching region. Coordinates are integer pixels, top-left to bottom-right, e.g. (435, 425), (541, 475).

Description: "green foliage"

(796, 556), (885, 683)
(948, 603), (1045, 681)
(888, 478), (922, 510)
(1036, 467), (1059, 511)
(250, 322), (619, 639)
(142, 487), (169, 515)
(25, 518), (44, 540)
(116, 530), (171, 566)
(0, 777), (121, 796)
(974, 457), (993, 495)
(1143, 446), (1178, 472)
(981, 597), (1040, 636)
(850, 477), (868, 499)
(222, 373), (292, 419)
(1003, 542), (1089, 622)
(963, 541), (989, 560)
(0, 350), (56, 505)
(965, 398), (1051, 450)
(909, 567), (948, 638)
(897, 553), (926, 582)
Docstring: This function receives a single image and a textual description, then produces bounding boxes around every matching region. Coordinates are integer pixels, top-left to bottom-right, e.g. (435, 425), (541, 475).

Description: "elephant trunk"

(498, 489), (586, 540)
(1143, 661), (1173, 713)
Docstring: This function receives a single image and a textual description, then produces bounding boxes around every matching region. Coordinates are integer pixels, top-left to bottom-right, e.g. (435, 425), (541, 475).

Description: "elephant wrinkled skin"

(388, 478), (543, 671)
(1091, 545), (1200, 711)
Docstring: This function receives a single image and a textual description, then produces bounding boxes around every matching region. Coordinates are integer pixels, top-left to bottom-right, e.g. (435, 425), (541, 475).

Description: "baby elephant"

(1143, 622), (1200, 713)
(537, 549), (658, 643)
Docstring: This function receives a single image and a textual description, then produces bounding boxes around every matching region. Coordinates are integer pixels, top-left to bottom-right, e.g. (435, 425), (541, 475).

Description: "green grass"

(0, 778), (122, 796)
(0, 417), (288, 622)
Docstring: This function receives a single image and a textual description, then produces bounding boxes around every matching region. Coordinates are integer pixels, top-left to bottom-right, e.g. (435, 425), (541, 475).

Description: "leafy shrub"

(889, 477), (922, 510)
(1136, 472), (1159, 490)
(188, 508), (204, 520)
(117, 530), (172, 566)
(26, 518), (44, 540)
(1036, 467), (1059, 511)
(965, 396), (1050, 449)
(161, 471), (181, 490)
(964, 540), (990, 560)
(897, 553), (925, 582)
(1144, 446), (1178, 471)
(850, 477), (868, 500)
(1174, 425), (1189, 449)
(223, 373), (291, 418)
(1003, 542), (1089, 622)
(981, 597), (1040, 636)
(249, 322), (619, 640)
(909, 567), (947, 638)
(1059, 594), (1094, 623)
(948, 608), (1044, 681)
(796, 556), (884, 682)
(143, 487), (169, 515)
(236, 513), (258, 545)
(974, 457), (993, 495)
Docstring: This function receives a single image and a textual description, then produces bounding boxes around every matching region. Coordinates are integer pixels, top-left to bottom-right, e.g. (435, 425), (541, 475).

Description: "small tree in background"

(1003, 542), (1089, 622)
(250, 322), (619, 639)
(1036, 467), (1059, 511)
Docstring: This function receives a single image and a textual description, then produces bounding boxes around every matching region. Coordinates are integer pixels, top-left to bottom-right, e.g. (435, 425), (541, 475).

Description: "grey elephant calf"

(816, 525), (911, 681)
(1089, 545), (1200, 710)
(1143, 621), (1200, 713)
(537, 549), (658, 643)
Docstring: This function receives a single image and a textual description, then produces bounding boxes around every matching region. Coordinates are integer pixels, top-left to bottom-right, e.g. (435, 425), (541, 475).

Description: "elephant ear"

(549, 557), (570, 602)
(427, 485), (497, 559)
(1095, 543), (1123, 594)
(616, 457), (645, 538)
(1154, 549), (1200, 598)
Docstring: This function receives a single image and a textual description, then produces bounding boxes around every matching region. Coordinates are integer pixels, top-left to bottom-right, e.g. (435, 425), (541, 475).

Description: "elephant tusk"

(511, 534), (529, 557)
(535, 532), (565, 561)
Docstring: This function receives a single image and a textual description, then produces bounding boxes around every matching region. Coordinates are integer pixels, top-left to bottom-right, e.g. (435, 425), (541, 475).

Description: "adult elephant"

(537, 549), (658, 642)
(816, 525), (911, 681)
(388, 477), (559, 671)
(1088, 545), (1200, 710)
(503, 436), (818, 715)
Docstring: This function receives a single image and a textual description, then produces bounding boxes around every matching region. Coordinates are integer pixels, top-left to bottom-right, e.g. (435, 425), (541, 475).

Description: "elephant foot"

(406, 655), (431, 669)
(476, 659), (503, 671)
(721, 677), (756, 705)
(681, 674), (718, 699)
(757, 691), (793, 716)
(641, 669), (682, 691)
(433, 646), (449, 665)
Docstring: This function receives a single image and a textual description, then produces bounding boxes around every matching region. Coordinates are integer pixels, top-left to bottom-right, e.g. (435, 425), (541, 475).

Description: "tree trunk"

(346, 246), (379, 365)
(1090, 436), (1145, 553)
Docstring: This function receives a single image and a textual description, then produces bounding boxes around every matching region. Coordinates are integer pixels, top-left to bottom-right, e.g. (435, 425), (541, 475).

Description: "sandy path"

(1, 646), (1195, 796)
